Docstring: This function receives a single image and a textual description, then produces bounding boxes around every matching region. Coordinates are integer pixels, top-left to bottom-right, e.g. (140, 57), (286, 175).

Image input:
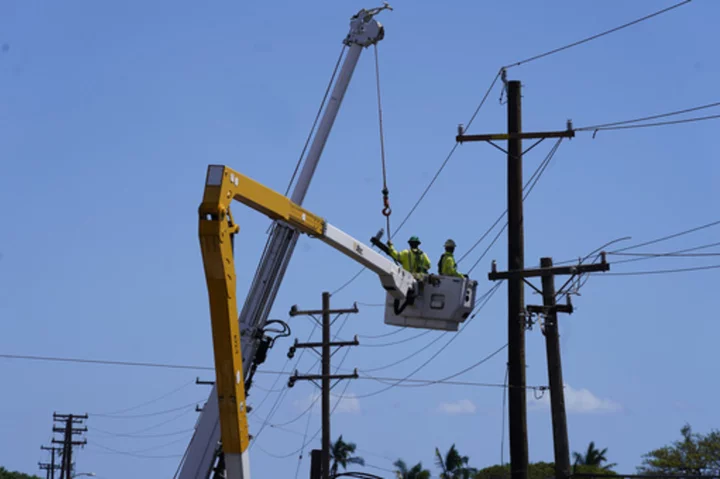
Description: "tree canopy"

(0, 467), (42, 479)
(637, 423), (720, 476)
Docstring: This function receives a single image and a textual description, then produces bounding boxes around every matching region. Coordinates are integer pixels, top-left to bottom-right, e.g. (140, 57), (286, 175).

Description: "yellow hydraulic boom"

(197, 166), (328, 476)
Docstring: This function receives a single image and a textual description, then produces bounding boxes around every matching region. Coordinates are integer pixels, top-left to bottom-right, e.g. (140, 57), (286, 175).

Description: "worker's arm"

(387, 242), (400, 262)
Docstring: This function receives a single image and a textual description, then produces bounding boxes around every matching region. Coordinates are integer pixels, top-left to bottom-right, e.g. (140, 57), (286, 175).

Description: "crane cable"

(374, 43), (392, 240)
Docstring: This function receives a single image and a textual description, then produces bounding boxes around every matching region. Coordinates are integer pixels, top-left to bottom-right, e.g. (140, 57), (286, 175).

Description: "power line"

(352, 282), (501, 399)
(108, 409), (195, 436)
(394, 70), (504, 238)
(610, 241), (720, 265)
(253, 378), (353, 460)
(502, 0), (693, 69)
(356, 285), (498, 374)
(92, 427), (195, 439)
(330, 0), (678, 296)
(360, 343), (511, 389)
(89, 439), (187, 459)
(610, 251), (720, 258)
(599, 263), (720, 276)
(580, 113), (720, 134)
(465, 138), (564, 274)
(358, 329), (432, 348)
(90, 400), (203, 419)
(0, 353), (214, 371)
(284, 45), (347, 196)
(331, 70), (504, 296)
(88, 379), (195, 416)
(610, 219), (720, 253)
(576, 100), (720, 131)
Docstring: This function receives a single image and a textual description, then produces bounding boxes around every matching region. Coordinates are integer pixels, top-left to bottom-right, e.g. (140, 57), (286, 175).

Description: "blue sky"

(1, 0), (719, 477)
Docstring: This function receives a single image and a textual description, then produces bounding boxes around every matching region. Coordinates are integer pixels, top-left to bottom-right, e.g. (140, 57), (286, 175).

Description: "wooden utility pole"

(539, 257), (570, 479)
(288, 292), (359, 479)
(51, 413), (87, 479)
(490, 254), (610, 479)
(457, 76), (575, 479)
(39, 446), (62, 479)
(506, 80), (528, 479)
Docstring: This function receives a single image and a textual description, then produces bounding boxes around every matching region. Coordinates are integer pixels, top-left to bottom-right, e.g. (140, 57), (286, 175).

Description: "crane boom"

(178, 6), (390, 478)
(198, 164), (412, 479)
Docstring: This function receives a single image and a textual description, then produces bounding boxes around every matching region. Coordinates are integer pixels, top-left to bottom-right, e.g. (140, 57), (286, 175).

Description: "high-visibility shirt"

(388, 245), (431, 274)
(438, 252), (463, 277)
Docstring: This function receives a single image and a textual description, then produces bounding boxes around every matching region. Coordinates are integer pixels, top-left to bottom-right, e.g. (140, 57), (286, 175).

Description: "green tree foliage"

(572, 441), (617, 472)
(330, 435), (365, 477)
(0, 467), (42, 479)
(434, 444), (478, 479)
(473, 462), (618, 479)
(393, 459), (431, 479)
(637, 423), (720, 476)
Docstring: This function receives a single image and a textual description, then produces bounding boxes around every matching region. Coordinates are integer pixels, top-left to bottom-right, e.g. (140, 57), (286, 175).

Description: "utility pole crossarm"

(526, 304), (574, 315)
(289, 304), (359, 317)
(489, 253), (610, 281)
(289, 371), (359, 382)
(456, 128), (575, 143)
(290, 338), (359, 350)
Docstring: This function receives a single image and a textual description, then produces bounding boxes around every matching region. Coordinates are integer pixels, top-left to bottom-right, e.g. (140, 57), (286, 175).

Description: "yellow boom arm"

(198, 165), (414, 475)
(197, 166), (325, 475)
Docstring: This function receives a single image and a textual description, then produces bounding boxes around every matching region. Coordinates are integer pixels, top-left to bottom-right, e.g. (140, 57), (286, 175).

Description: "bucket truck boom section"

(198, 165), (416, 479)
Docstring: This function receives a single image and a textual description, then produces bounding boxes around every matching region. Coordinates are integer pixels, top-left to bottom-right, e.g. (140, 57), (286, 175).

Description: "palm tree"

(330, 435), (365, 477)
(434, 444), (478, 479)
(394, 459), (431, 479)
(572, 441), (617, 472)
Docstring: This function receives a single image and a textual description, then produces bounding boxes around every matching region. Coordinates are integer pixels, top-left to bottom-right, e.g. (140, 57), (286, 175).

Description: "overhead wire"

(250, 322), (318, 417)
(610, 251), (720, 258)
(465, 138), (564, 274)
(250, 321), (321, 443)
(92, 427), (195, 440)
(359, 329), (432, 348)
(293, 390), (316, 479)
(254, 378), (354, 460)
(88, 379), (195, 416)
(351, 282), (501, 399)
(0, 353), (214, 371)
(90, 400), (203, 419)
(501, 0), (693, 70)
(609, 241), (720, 265)
(600, 264), (720, 276)
(576, 100), (720, 132)
(364, 342), (508, 389)
(580, 113), (720, 135)
(610, 219), (720, 253)
(356, 285), (498, 374)
(252, 317), (352, 436)
(331, 69), (504, 296)
(328, 0), (690, 296)
(0, 349), (547, 389)
(90, 436), (190, 459)
(284, 45), (347, 196)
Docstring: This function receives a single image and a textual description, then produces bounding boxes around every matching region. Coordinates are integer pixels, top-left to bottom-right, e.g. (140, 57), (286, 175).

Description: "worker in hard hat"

(387, 235), (431, 279)
(438, 239), (466, 278)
